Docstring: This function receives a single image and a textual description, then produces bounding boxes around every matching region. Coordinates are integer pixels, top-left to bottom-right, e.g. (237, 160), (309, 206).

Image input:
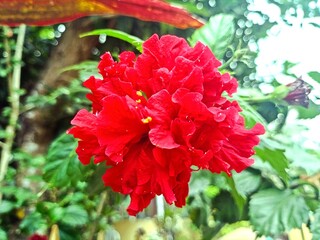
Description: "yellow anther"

(141, 116), (152, 124)
(136, 90), (143, 97)
(136, 99), (141, 103)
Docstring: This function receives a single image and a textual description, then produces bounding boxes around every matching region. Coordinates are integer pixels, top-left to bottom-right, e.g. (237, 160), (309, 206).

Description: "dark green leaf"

(43, 133), (85, 187)
(190, 14), (235, 59)
(311, 208), (320, 240)
(256, 101), (280, 123)
(223, 173), (246, 216)
(235, 93), (268, 128)
(0, 186), (37, 207)
(60, 205), (89, 227)
(308, 71), (320, 84)
(212, 191), (242, 223)
(249, 189), (309, 236)
(254, 138), (289, 183)
(80, 29), (143, 52)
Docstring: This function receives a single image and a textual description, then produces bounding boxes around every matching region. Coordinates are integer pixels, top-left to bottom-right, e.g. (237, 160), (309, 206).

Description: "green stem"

(87, 191), (108, 240)
(301, 227), (306, 240)
(219, 56), (235, 71)
(0, 24), (26, 203)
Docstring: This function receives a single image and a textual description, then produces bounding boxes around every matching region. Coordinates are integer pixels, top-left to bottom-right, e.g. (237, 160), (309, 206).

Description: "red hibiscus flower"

(68, 34), (265, 216)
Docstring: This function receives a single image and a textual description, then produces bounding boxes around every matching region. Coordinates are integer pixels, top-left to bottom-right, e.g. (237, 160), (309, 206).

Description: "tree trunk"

(19, 18), (100, 155)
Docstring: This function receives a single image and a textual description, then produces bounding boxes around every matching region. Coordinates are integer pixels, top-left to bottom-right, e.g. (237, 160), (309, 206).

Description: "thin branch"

(87, 191), (108, 240)
(0, 24), (26, 203)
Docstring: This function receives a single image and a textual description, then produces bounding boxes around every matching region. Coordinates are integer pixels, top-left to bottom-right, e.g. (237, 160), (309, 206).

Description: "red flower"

(68, 34), (265, 216)
(28, 234), (48, 240)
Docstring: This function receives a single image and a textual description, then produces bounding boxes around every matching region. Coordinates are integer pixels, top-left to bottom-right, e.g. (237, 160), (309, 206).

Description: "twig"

(0, 24), (26, 203)
(87, 191), (108, 240)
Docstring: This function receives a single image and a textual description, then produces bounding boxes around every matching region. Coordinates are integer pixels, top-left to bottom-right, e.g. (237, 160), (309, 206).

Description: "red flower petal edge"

(67, 34), (265, 216)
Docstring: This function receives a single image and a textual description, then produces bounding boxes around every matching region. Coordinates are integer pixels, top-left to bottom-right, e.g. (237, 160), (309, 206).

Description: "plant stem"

(88, 191), (108, 240)
(0, 24), (26, 203)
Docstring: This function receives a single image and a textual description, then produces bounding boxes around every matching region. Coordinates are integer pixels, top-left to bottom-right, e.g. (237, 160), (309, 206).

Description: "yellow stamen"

(141, 116), (152, 124)
(136, 99), (141, 103)
(136, 90), (143, 97)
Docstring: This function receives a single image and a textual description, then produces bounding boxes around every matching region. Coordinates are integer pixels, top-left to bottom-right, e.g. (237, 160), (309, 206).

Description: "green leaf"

(249, 189), (309, 236)
(0, 228), (7, 240)
(308, 71), (320, 84)
(43, 133), (85, 187)
(190, 14), (235, 59)
(80, 29), (143, 52)
(60, 205), (88, 227)
(286, 146), (320, 175)
(49, 206), (64, 223)
(311, 208), (320, 240)
(19, 212), (48, 234)
(233, 169), (261, 197)
(295, 100), (320, 119)
(14, 188), (37, 207)
(254, 138), (289, 183)
(0, 200), (15, 214)
(234, 92), (268, 128)
(212, 190), (242, 223)
(223, 173), (246, 216)
(61, 60), (98, 74)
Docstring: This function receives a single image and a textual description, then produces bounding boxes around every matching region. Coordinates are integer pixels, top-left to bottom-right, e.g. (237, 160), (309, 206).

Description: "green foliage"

(60, 205), (89, 227)
(233, 169), (261, 197)
(254, 138), (289, 183)
(190, 14), (235, 59)
(0, 228), (7, 240)
(0, 200), (15, 214)
(308, 71), (320, 84)
(43, 133), (85, 187)
(249, 189), (309, 236)
(311, 208), (320, 239)
(20, 211), (48, 234)
(295, 101), (320, 119)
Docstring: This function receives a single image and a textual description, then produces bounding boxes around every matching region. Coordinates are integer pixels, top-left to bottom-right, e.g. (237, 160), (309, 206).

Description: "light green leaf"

(295, 100), (320, 119)
(61, 60), (97, 72)
(0, 228), (7, 240)
(190, 14), (235, 59)
(254, 138), (289, 183)
(286, 146), (320, 175)
(80, 29), (143, 52)
(311, 208), (320, 240)
(308, 71), (320, 84)
(233, 169), (261, 197)
(43, 133), (85, 187)
(60, 205), (88, 227)
(0, 200), (15, 214)
(249, 189), (309, 236)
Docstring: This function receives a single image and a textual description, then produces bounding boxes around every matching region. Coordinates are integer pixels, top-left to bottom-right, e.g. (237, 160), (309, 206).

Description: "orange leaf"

(0, 0), (203, 29)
